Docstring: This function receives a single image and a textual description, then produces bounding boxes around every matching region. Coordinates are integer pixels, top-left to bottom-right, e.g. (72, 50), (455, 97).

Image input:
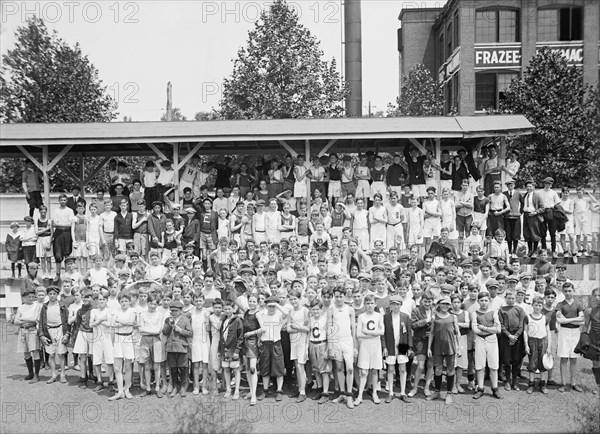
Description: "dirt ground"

(1, 320), (598, 434)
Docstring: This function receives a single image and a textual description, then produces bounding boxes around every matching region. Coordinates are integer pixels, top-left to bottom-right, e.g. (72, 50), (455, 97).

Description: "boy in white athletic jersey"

(327, 287), (357, 409)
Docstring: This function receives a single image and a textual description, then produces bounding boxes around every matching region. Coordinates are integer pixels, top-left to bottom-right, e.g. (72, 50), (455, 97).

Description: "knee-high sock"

(25, 358), (34, 377)
(446, 375), (454, 391)
(434, 374), (442, 391)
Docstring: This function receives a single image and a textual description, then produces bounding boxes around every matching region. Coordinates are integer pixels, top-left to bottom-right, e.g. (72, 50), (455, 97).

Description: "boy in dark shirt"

(555, 282), (585, 392)
(72, 289), (95, 388)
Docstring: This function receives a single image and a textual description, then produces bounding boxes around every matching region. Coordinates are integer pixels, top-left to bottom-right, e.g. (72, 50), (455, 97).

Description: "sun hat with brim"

(542, 353), (554, 370)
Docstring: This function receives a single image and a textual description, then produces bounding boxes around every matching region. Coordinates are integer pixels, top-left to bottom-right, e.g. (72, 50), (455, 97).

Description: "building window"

(454, 11), (460, 47)
(447, 22), (453, 58)
(475, 9), (520, 43)
(438, 32), (445, 66)
(475, 72), (518, 111)
(537, 7), (582, 41)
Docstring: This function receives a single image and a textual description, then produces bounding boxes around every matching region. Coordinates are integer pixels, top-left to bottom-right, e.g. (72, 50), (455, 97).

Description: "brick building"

(398, 0), (600, 114)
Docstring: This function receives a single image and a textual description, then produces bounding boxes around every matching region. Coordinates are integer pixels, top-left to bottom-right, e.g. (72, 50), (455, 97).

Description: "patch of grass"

(161, 396), (252, 434)
(571, 399), (600, 433)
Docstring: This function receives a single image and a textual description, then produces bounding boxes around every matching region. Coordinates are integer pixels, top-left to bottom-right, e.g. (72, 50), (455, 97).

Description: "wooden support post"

(305, 140), (311, 210)
(173, 143), (180, 202)
(435, 139), (441, 165)
(499, 136), (507, 177)
(57, 162), (81, 186)
(147, 143), (168, 161)
(16, 145), (43, 171)
(278, 140), (298, 158)
(79, 153), (85, 194)
(42, 146), (50, 218)
(408, 138), (428, 155)
(83, 156), (111, 185)
(176, 142), (205, 170)
(47, 145), (74, 171)
(317, 139), (337, 157)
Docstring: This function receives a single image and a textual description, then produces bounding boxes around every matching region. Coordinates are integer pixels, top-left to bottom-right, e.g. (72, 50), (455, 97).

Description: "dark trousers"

(280, 330), (293, 379)
(540, 209), (557, 252)
(487, 212), (505, 237)
(504, 217), (521, 253)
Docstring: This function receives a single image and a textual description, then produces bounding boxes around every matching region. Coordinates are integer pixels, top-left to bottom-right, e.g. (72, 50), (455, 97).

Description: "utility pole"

(166, 81), (173, 121)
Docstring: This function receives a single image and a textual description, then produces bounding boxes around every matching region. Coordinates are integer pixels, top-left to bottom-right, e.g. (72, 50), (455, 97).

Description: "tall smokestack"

(344, 0), (362, 117)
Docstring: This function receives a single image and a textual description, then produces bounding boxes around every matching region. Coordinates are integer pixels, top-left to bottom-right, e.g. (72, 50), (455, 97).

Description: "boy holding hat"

(523, 296), (552, 394)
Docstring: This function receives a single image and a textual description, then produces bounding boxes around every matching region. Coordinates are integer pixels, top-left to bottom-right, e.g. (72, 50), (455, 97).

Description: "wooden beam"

(57, 161), (81, 186)
(408, 138), (428, 155)
(176, 142), (205, 170)
(83, 156), (111, 185)
(278, 140), (298, 157)
(43, 146), (50, 218)
(435, 139), (441, 165)
(16, 145), (44, 171)
(78, 153), (85, 193)
(305, 140), (311, 209)
(147, 143), (168, 161)
(173, 143), (180, 202)
(47, 145), (74, 171)
(317, 139), (337, 157)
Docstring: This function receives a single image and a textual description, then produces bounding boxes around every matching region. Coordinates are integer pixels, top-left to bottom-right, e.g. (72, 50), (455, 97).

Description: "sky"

(0, 0), (446, 121)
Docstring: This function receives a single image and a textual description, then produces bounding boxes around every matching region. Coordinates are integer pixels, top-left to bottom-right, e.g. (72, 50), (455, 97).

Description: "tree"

(387, 64), (443, 116)
(160, 107), (187, 121)
(501, 47), (599, 187)
(220, 0), (348, 119)
(194, 110), (222, 121)
(0, 17), (117, 193)
(0, 17), (117, 123)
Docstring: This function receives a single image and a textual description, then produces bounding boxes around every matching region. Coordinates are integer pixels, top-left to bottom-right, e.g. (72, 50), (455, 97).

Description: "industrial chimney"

(344, 0), (362, 117)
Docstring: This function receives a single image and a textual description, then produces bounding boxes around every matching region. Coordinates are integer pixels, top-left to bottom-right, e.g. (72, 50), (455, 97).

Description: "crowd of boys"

(10, 146), (600, 409)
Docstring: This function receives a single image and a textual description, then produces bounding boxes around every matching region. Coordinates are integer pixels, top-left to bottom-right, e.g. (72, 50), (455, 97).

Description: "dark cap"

(542, 177), (554, 184)
(486, 279), (499, 288)
(441, 283), (455, 293)
(265, 296), (278, 306)
(169, 300), (183, 310)
(389, 295), (403, 304)
(46, 285), (60, 294)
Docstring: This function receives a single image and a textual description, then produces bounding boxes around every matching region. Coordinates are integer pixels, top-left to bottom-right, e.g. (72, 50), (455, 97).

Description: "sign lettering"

(475, 46), (521, 68)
